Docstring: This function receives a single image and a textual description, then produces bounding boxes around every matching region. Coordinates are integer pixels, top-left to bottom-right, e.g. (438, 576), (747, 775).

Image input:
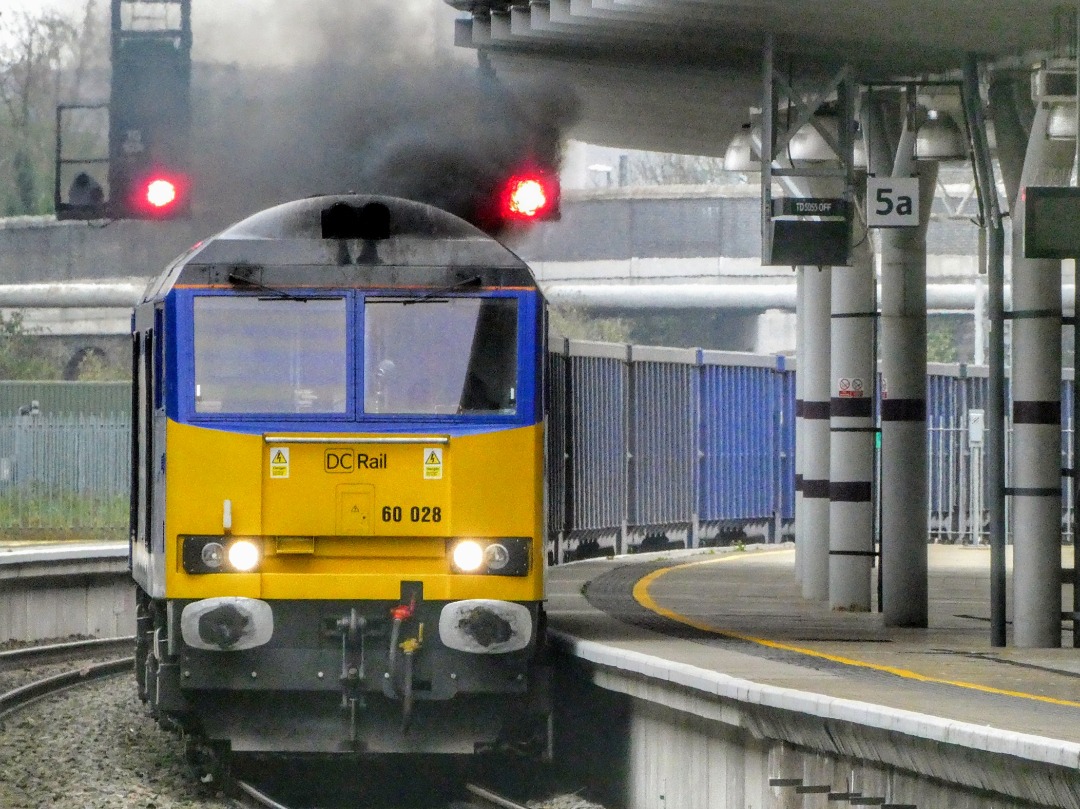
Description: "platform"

(0, 540), (132, 644)
(546, 543), (1080, 746)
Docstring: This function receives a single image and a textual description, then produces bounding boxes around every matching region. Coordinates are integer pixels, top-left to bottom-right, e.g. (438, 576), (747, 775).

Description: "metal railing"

(0, 413), (129, 537)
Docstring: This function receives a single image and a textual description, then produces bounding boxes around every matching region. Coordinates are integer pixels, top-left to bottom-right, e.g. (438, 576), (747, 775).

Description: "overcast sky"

(5, 0), (462, 66)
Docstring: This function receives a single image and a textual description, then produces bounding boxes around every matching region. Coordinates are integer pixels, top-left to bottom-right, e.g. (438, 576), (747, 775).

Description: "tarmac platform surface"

(545, 543), (1080, 746)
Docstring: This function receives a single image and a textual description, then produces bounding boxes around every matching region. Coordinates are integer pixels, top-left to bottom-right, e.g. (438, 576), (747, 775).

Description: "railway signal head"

(120, 170), (190, 219)
(500, 168), (560, 223)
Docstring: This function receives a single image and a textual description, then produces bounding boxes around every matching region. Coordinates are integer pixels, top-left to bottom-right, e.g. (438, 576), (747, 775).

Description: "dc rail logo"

(325, 450), (388, 472)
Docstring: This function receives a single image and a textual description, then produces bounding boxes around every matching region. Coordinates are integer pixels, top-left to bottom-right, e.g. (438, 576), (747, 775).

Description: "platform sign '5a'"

(867, 176), (919, 227)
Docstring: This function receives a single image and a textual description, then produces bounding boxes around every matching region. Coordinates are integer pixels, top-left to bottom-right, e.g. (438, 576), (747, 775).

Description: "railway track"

(2, 648), (264, 809)
(0, 637), (134, 719)
(0, 639), (582, 809)
(231, 779), (531, 809)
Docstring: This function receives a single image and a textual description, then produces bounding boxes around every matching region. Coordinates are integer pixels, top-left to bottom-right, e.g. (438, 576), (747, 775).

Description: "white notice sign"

(866, 176), (919, 227)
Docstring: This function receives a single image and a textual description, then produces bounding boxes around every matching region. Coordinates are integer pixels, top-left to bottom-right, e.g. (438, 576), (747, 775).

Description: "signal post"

(56, 0), (192, 220)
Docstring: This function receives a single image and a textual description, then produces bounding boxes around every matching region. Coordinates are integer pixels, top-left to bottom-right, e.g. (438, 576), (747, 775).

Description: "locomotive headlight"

(484, 542), (510, 571)
(448, 538), (530, 575)
(451, 540), (485, 573)
(227, 539), (261, 572)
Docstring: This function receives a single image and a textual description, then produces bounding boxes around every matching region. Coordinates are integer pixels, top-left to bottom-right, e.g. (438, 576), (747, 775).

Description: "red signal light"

(501, 170), (560, 222)
(123, 171), (188, 219)
(145, 178), (177, 208)
(508, 178), (548, 218)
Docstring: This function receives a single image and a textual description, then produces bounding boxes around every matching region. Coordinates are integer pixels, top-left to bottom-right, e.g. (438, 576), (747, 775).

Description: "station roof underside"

(447, 1), (1071, 155)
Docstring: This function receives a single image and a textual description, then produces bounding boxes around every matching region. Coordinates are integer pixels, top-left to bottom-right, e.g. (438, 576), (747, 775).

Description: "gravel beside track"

(0, 675), (233, 809)
(0, 645), (607, 809)
(0, 675), (607, 809)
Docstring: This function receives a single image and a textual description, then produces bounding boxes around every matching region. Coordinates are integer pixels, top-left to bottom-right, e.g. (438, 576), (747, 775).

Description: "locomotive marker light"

(128, 172), (189, 218)
(448, 538), (531, 575)
(484, 542), (511, 571)
(200, 541), (225, 570)
(182, 536), (263, 574)
(509, 179), (546, 217)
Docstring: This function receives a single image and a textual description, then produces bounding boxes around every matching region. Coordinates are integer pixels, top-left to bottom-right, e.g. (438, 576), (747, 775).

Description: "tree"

(927, 318), (959, 364)
(0, 312), (57, 379)
(548, 306), (632, 343)
(0, 2), (106, 216)
(623, 151), (737, 186)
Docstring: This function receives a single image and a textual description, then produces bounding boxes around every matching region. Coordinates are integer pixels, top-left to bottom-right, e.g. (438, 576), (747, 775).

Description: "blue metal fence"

(924, 365), (1076, 544)
(547, 345), (1078, 560)
(547, 339), (795, 561)
(926, 365), (988, 539)
(4, 355), (1075, 553)
(698, 351), (789, 525)
(629, 349), (696, 528)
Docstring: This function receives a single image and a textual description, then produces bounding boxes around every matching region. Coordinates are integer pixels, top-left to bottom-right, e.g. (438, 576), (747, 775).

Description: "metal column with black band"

(1010, 100), (1071, 648)
(800, 267), (832, 601)
(794, 268), (806, 583)
(828, 234), (877, 612)
(878, 106), (937, 627)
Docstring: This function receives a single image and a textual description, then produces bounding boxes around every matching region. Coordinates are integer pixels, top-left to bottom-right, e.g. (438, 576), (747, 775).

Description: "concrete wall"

(0, 188), (989, 286)
(0, 216), (214, 283)
(0, 546), (135, 643)
(555, 636), (1077, 809)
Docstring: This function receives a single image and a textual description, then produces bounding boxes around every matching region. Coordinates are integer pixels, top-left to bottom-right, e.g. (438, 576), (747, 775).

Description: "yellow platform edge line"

(631, 550), (1080, 710)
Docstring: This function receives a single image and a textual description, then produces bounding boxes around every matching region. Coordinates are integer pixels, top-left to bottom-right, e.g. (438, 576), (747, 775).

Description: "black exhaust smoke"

(189, 2), (578, 235)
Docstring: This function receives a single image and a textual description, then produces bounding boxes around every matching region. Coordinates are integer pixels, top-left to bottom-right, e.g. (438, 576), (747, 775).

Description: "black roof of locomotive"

(142, 194), (536, 304)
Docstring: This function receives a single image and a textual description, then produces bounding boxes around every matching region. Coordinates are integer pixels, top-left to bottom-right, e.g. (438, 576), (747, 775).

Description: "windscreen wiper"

(403, 274), (482, 305)
(227, 271), (315, 302)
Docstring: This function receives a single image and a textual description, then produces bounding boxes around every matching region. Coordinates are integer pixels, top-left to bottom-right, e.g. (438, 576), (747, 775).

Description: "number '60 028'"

(381, 505), (442, 523)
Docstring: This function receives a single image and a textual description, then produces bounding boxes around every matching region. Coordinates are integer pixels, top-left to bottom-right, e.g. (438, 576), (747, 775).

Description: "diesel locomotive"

(130, 194), (551, 763)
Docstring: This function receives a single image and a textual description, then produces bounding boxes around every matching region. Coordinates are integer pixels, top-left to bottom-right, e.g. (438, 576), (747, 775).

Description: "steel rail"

(465, 783), (530, 809)
(233, 779), (295, 809)
(0, 657), (133, 720)
(0, 636), (134, 667)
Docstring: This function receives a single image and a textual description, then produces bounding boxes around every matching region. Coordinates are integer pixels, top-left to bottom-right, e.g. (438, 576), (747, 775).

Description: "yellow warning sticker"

(269, 447), (290, 479)
(423, 447), (443, 480)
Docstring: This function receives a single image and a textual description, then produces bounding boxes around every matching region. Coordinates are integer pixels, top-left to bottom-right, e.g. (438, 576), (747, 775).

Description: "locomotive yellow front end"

(130, 196), (550, 758)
